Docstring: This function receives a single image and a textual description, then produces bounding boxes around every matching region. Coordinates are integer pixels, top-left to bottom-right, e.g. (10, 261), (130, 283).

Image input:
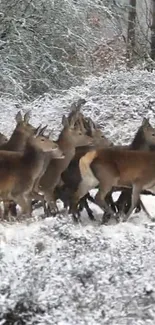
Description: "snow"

(1, 69), (155, 324)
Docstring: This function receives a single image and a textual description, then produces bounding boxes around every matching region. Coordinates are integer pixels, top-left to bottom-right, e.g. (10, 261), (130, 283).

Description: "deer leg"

(105, 191), (117, 213)
(32, 180), (39, 194)
(48, 200), (59, 216)
(86, 193), (96, 204)
(71, 165), (117, 223)
(138, 199), (152, 219)
(123, 184), (142, 222)
(31, 199), (43, 210)
(86, 192), (115, 221)
(102, 191), (117, 223)
(31, 190), (51, 217)
(78, 196), (95, 221)
(43, 189), (59, 217)
(116, 189), (142, 215)
(42, 201), (51, 218)
(83, 199), (95, 221)
(115, 189), (130, 214)
(15, 195), (32, 218)
(0, 202), (4, 220)
(134, 199), (141, 213)
(3, 200), (17, 219)
(86, 189), (116, 213)
(70, 180), (95, 223)
(9, 201), (17, 217)
(31, 192), (45, 212)
(94, 188), (115, 224)
(123, 192), (142, 215)
(3, 201), (11, 220)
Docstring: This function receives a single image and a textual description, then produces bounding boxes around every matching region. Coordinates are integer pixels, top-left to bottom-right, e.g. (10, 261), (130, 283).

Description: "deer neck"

(130, 128), (146, 150)
(22, 142), (45, 180)
(130, 141), (149, 151)
(57, 130), (76, 164)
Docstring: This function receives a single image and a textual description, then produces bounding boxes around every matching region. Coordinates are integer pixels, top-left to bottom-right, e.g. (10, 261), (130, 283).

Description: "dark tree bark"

(126, 0), (137, 67)
(150, 0), (155, 60)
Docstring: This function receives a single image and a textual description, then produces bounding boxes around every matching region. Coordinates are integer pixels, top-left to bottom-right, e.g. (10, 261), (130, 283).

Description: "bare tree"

(0, 0), (122, 99)
(126, 0), (137, 66)
(150, 0), (155, 60)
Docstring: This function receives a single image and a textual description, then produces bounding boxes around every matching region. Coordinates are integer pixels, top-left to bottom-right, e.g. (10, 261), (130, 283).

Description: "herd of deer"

(0, 98), (155, 224)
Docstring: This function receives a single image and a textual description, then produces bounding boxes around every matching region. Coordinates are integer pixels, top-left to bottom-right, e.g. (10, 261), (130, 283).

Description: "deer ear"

(142, 117), (150, 127)
(76, 98), (86, 108)
(24, 111), (31, 123)
(38, 125), (48, 136)
(62, 115), (69, 128)
(87, 117), (96, 134)
(15, 111), (22, 123)
(34, 124), (42, 137)
(48, 130), (53, 139)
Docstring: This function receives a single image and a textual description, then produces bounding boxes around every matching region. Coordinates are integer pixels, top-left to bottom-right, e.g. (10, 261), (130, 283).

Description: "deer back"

(85, 148), (155, 189)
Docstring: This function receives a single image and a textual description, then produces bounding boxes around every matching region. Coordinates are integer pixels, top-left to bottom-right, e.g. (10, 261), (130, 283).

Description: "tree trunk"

(151, 0), (155, 60)
(126, 0), (137, 67)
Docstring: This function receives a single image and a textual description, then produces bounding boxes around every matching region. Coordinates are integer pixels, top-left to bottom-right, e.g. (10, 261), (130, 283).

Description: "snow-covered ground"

(1, 69), (155, 324)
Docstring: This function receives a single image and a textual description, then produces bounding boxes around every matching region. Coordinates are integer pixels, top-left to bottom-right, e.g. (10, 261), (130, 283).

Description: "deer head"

(141, 117), (155, 146)
(15, 110), (36, 136)
(30, 130), (64, 159)
(84, 117), (112, 147)
(61, 114), (93, 147)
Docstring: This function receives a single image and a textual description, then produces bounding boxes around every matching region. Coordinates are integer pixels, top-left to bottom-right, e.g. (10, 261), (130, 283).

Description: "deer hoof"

(72, 214), (80, 224)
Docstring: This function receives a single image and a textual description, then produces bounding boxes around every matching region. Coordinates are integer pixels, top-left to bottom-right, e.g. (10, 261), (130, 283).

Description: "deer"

(94, 117), (155, 223)
(29, 100), (88, 214)
(68, 117), (155, 223)
(56, 116), (112, 220)
(0, 110), (47, 219)
(37, 112), (95, 216)
(39, 107), (113, 218)
(55, 117), (155, 222)
(111, 117), (155, 217)
(0, 129), (64, 219)
(70, 139), (155, 223)
(33, 99), (88, 196)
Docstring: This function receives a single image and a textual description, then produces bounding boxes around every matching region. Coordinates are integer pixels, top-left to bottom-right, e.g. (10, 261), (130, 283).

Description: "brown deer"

(95, 117), (155, 222)
(0, 130), (64, 219)
(69, 118), (155, 222)
(29, 101), (88, 213)
(56, 117), (112, 220)
(56, 117), (155, 222)
(0, 111), (47, 219)
(112, 117), (155, 216)
(38, 113), (94, 215)
(71, 145), (155, 223)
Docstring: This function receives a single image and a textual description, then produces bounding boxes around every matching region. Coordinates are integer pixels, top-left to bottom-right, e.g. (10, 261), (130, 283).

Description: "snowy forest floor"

(1, 69), (155, 324)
